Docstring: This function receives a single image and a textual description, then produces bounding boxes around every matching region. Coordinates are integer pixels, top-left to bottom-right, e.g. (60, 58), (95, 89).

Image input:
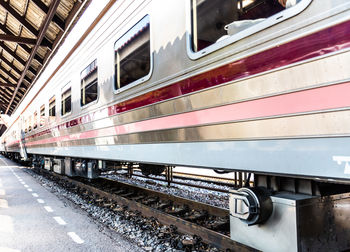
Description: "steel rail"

(108, 168), (253, 192)
(99, 177), (229, 217)
(129, 173), (232, 193)
(37, 169), (256, 252)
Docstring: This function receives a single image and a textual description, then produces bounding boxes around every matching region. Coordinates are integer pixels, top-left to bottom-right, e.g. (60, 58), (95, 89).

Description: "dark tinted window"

(24, 119), (28, 133)
(33, 112), (37, 129)
(61, 88), (72, 116)
(81, 60), (98, 106)
(49, 96), (56, 118)
(115, 15), (150, 90)
(40, 105), (45, 127)
(191, 0), (285, 52)
(28, 116), (32, 132)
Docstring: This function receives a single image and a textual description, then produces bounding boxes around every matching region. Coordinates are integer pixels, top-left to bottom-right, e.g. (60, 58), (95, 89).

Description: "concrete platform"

(0, 156), (140, 252)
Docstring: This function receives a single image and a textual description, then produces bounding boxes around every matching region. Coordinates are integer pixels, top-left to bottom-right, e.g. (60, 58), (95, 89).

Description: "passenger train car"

(1, 0), (350, 250)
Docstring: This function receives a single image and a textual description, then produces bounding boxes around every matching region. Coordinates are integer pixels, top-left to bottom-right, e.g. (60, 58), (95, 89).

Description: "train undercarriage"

(2, 151), (350, 251)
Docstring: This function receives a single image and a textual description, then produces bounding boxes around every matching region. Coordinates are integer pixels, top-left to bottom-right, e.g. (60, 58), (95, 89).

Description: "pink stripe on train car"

(20, 20), (350, 147)
(26, 82), (350, 147)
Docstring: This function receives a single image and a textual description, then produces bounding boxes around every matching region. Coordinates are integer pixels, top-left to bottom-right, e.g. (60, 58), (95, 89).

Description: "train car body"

(1, 0), (350, 250)
(3, 0), (350, 181)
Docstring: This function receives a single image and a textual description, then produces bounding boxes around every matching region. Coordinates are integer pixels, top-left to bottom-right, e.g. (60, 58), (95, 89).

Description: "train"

(1, 0), (350, 251)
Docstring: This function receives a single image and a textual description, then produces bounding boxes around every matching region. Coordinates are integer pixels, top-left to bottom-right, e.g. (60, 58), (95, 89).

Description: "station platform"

(0, 156), (138, 252)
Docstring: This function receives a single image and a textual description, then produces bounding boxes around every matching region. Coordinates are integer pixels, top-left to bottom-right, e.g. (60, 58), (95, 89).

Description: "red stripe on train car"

(108, 20), (350, 116)
(20, 20), (350, 145)
(25, 82), (350, 147)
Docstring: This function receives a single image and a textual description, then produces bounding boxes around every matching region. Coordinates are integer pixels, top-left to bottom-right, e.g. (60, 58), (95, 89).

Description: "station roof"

(0, 0), (89, 116)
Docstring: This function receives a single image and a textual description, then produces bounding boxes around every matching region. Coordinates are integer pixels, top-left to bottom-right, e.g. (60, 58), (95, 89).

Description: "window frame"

(33, 111), (38, 130)
(61, 85), (72, 117)
(113, 14), (153, 94)
(40, 104), (45, 127)
(80, 59), (99, 109)
(49, 95), (56, 122)
(24, 118), (28, 133)
(186, 0), (313, 60)
(28, 115), (32, 132)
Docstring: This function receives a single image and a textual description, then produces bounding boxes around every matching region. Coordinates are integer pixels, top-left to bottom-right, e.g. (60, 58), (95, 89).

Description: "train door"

(19, 116), (28, 161)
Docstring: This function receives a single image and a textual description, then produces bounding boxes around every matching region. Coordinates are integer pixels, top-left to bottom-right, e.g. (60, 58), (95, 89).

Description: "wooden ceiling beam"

(0, 24), (39, 55)
(0, 64), (20, 82)
(0, 63), (30, 89)
(0, 0), (37, 35)
(17, 88), (24, 96)
(0, 54), (21, 74)
(0, 34), (36, 45)
(31, 0), (65, 31)
(0, 0), (53, 49)
(0, 22), (34, 54)
(0, 47), (37, 77)
(0, 24), (40, 72)
(0, 41), (26, 65)
(24, 76), (32, 85)
(51, 0), (83, 52)
(0, 23), (35, 49)
(0, 97), (10, 104)
(5, 0), (61, 114)
(0, 87), (13, 100)
(0, 81), (16, 88)
(0, 92), (10, 102)
(31, 0), (84, 92)
(34, 54), (44, 65)
(0, 100), (8, 107)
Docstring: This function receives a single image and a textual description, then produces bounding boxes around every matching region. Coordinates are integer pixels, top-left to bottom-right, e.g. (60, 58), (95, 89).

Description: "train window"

(49, 96), (56, 121)
(28, 115), (32, 132)
(189, 0), (310, 58)
(33, 111), (37, 129)
(40, 105), (45, 127)
(61, 87), (72, 116)
(114, 15), (151, 90)
(81, 60), (98, 106)
(24, 119), (27, 133)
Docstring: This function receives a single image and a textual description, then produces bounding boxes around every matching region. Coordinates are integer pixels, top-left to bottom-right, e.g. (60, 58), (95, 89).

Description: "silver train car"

(1, 0), (350, 250)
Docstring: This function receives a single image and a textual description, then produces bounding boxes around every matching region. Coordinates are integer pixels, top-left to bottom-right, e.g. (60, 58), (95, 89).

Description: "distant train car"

(1, 0), (350, 250)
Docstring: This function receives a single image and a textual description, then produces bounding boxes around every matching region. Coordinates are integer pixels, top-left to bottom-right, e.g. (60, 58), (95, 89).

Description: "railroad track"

(103, 168), (252, 194)
(34, 168), (256, 251)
